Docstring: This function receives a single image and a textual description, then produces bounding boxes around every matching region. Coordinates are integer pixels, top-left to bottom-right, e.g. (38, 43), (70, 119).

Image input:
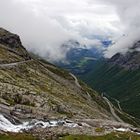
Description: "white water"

(0, 114), (140, 135)
(0, 114), (34, 132)
(0, 114), (80, 132)
(113, 127), (130, 132)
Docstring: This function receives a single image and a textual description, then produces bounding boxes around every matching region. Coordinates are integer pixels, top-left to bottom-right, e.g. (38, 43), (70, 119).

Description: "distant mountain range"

(79, 40), (140, 120)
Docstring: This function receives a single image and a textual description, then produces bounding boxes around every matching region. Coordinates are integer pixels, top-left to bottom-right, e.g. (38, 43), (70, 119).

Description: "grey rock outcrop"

(0, 28), (30, 60)
(109, 41), (140, 70)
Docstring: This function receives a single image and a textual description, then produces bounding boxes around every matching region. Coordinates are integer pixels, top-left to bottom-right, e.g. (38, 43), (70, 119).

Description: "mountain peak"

(0, 28), (30, 60)
(109, 41), (140, 70)
(0, 27), (10, 35)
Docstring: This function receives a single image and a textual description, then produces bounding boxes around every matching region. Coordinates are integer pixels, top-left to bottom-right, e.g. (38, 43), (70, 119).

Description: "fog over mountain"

(0, 0), (139, 61)
(98, 0), (140, 57)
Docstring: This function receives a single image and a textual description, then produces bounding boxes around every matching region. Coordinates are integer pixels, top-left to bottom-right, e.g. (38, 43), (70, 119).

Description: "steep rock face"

(0, 28), (30, 60)
(109, 41), (140, 70)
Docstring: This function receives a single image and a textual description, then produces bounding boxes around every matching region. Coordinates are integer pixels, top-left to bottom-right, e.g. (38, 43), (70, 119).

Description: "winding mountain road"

(70, 73), (81, 88)
(115, 99), (122, 111)
(103, 97), (123, 122)
(102, 93), (122, 111)
(0, 59), (32, 68)
(70, 73), (92, 100)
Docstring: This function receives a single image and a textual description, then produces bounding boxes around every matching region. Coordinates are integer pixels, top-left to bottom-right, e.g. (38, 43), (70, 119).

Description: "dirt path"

(0, 59), (32, 68)
(70, 73), (81, 88)
(103, 97), (123, 122)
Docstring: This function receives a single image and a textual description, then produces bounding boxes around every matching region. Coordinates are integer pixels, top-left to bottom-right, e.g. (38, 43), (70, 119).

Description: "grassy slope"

(0, 44), (24, 63)
(0, 133), (38, 140)
(80, 60), (140, 119)
(1, 132), (140, 140)
(56, 56), (97, 76)
(0, 46), (112, 120)
(60, 132), (140, 140)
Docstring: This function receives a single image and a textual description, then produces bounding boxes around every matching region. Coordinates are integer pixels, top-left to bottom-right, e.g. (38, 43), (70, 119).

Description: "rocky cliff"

(109, 41), (140, 70)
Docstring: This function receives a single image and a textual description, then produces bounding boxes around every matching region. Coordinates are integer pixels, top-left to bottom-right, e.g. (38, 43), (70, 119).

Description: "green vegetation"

(80, 60), (140, 119)
(95, 127), (105, 133)
(77, 57), (95, 67)
(1, 132), (140, 140)
(59, 132), (140, 140)
(79, 80), (112, 113)
(115, 108), (140, 127)
(44, 63), (74, 80)
(0, 45), (24, 63)
(0, 133), (38, 140)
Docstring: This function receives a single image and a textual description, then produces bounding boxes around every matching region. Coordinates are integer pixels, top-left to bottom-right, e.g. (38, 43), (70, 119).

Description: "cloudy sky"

(0, 0), (139, 61)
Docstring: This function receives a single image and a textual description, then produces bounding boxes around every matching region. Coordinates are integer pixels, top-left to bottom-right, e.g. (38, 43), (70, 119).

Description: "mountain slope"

(80, 41), (140, 119)
(0, 28), (115, 121)
(0, 28), (140, 139)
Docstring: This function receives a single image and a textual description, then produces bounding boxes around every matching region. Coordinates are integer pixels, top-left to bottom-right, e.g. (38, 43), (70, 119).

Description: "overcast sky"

(0, 0), (139, 61)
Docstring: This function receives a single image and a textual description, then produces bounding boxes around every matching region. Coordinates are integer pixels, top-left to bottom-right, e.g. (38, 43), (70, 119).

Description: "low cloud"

(99, 0), (140, 57)
(0, 0), (120, 61)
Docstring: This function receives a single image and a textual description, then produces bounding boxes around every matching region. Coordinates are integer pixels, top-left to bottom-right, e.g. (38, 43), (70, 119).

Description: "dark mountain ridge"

(109, 41), (140, 70)
(79, 40), (140, 120)
(0, 28), (30, 60)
